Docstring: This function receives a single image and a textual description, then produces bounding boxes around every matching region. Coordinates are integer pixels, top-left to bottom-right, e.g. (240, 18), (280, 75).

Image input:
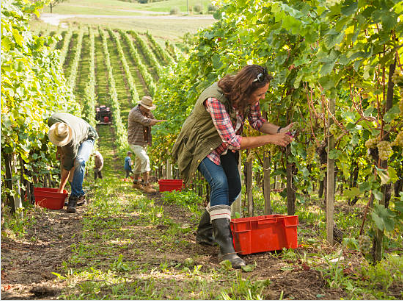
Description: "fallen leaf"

(302, 263), (310, 271)
(241, 264), (255, 272)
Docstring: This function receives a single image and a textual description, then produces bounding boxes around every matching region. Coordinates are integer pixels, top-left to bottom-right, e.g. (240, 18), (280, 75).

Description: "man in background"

(124, 151), (134, 180)
(127, 96), (165, 193)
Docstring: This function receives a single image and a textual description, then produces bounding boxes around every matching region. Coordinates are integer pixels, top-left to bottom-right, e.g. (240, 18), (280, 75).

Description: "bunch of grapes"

(290, 122), (304, 133)
(263, 143), (277, 154)
(306, 144), (316, 162)
(392, 70), (403, 86)
(365, 137), (379, 149)
(377, 141), (392, 160)
(392, 131), (403, 147)
(246, 151), (254, 162)
(329, 123), (341, 137)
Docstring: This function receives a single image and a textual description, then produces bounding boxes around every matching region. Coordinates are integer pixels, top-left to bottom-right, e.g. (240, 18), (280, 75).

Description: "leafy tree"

(1, 0), (79, 212)
(49, 0), (66, 13)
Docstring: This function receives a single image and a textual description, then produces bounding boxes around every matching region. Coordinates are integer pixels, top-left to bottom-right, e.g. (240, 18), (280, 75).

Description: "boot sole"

(196, 240), (215, 246)
(219, 253), (246, 269)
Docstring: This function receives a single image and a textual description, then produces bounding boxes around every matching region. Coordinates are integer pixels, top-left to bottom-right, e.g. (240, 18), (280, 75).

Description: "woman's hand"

(279, 122), (295, 134)
(269, 132), (293, 147)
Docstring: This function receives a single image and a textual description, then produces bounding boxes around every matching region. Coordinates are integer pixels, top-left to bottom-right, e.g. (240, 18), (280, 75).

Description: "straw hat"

(48, 122), (73, 146)
(139, 96), (156, 110)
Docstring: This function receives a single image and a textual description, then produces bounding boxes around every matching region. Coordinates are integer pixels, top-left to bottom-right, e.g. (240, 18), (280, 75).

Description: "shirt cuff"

(226, 134), (242, 150)
(253, 118), (267, 130)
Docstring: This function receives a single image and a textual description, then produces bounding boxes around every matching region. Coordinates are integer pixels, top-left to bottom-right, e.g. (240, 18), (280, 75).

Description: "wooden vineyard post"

(166, 159), (172, 179)
(231, 151), (242, 217)
(4, 153), (16, 213)
(263, 152), (272, 215)
(326, 98), (335, 245)
(12, 154), (23, 215)
(286, 146), (296, 215)
(245, 160), (253, 217)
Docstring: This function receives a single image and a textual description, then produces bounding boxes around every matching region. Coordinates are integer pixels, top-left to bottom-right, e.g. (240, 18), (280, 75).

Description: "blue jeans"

(70, 139), (95, 197)
(197, 151), (241, 207)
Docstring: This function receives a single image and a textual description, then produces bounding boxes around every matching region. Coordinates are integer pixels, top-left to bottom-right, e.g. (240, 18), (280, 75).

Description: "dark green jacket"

(172, 82), (237, 183)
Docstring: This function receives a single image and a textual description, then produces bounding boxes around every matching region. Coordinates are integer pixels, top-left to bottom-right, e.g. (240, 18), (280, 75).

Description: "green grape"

(392, 70), (403, 85)
(306, 144), (316, 163)
(377, 141), (392, 161)
(392, 131), (403, 147)
(329, 123), (340, 136)
(365, 137), (378, 149)
(291, 122), (303, 132)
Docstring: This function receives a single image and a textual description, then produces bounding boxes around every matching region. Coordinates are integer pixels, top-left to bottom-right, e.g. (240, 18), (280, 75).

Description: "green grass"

(31, 0), (216, 42)
(50, 0), (215, 15)
(47, 17), (214, 42)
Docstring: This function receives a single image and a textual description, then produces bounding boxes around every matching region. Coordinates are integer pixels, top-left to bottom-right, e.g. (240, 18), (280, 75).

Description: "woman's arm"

(240, 132), (292, 149)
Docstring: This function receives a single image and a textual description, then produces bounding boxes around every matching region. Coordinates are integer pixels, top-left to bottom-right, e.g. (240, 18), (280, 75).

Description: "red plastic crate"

(34, 187), (68, 210)
(158, 179), (184, 192)
(230, 214), (298, 255)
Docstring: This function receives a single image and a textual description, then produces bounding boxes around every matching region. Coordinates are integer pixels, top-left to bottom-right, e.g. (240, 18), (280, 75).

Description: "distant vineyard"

(3, 24), (179, 209)
(51, 26), (177, 136)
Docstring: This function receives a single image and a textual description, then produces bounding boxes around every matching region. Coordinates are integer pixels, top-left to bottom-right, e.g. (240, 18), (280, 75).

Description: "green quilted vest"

(171, 82), (237, 183)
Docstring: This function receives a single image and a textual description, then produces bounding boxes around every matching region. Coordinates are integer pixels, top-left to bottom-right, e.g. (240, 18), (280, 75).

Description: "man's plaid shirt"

(204, 97), (266, 165)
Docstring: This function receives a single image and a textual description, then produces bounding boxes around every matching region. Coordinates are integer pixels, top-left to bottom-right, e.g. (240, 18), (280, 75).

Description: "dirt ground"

(1, 193), (349, 300)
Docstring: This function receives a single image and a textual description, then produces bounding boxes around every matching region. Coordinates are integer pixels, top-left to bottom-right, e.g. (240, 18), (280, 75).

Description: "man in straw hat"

(48, 113), (98, 213)
(127, 96), (165, 193)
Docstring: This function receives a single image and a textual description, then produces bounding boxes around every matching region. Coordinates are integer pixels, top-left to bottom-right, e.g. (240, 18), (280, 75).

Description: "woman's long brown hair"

(218, 65), (272, 115)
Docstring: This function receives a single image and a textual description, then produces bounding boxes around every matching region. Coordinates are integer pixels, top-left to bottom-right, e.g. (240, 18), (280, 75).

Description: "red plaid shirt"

(204, 97), (267, 165)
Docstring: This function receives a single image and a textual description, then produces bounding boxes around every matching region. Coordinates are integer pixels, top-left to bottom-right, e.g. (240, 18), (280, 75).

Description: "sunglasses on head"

(253, 68), (268, 83)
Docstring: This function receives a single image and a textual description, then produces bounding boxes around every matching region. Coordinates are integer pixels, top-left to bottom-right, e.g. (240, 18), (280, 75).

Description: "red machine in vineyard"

(96, 105), (112, 125)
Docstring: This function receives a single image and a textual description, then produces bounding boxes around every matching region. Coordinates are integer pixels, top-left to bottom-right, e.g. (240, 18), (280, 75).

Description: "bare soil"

(1, 194), (350, 300)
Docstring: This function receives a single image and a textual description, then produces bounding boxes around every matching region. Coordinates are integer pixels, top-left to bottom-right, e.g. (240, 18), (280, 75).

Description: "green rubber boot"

(196, 210), (214, 246)
(212, 218), (245, 269)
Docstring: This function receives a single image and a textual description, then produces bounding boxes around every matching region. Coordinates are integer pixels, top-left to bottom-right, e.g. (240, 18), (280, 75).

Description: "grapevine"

(306, 144), (316, 162)
(365, 137), (379, 149)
